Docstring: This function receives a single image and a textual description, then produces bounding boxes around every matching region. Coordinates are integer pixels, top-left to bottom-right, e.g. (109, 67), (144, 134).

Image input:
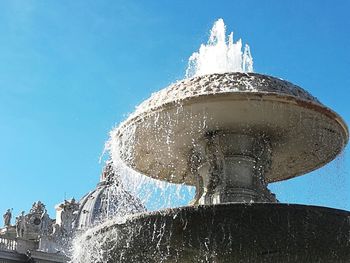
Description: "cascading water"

(106, 18), (256, 207)
(70, 18), (349, 263)
(71, 18), (253, 262)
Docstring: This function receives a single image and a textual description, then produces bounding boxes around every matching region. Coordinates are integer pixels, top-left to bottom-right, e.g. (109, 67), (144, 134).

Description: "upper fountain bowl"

(111, 73), (348, 185)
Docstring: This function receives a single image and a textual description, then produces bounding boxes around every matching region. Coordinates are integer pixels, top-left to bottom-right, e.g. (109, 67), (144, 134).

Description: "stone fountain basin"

(85, 203), (350, 263)
(113, 73), (348, 185)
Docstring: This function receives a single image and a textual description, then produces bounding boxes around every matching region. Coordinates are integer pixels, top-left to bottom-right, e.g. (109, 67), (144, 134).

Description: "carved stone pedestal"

(192, 133), (277, 205)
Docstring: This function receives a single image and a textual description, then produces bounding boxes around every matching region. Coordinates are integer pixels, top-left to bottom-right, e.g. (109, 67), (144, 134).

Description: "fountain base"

(81, 203), (350, 263)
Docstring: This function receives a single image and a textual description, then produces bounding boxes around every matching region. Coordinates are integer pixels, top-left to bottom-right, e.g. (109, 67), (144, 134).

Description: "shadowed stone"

(81, 204), (350, 263)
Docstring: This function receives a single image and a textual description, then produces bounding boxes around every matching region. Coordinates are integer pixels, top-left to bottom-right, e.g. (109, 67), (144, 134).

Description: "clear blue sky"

(1, 0), (349, 225)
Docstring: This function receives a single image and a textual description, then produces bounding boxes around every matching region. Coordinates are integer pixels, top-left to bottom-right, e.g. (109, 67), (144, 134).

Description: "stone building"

(0, 161), (145, 263)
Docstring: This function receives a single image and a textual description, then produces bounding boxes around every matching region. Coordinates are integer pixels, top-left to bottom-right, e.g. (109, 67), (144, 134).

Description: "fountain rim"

(87, 203), (350, 236)
(112, 73), (348, 185)
(78, 204), (350, 262)
(115, 73), (348, 143)
(115, 93), (349, 179)
(116, 90), (349, 142)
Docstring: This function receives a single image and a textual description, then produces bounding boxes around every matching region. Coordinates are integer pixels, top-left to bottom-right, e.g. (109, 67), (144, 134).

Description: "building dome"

(74, 161), (146, 229)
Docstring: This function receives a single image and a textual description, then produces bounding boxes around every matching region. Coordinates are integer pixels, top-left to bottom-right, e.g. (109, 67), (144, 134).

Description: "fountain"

(73, 19), (350, 262)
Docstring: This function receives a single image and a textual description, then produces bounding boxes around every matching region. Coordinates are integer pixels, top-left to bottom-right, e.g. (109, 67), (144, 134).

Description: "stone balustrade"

(0, 236), (68, 262)
(0, 237), (17, 251)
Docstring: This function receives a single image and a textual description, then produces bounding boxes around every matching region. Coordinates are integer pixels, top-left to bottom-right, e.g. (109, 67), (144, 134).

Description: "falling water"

(185, 18), (253, 78)
(70, 20), (257, 259)
(69, 16), (350, 263)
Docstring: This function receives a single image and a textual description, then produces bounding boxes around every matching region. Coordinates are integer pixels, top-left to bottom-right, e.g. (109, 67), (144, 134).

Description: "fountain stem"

(192, 132), (277, 205)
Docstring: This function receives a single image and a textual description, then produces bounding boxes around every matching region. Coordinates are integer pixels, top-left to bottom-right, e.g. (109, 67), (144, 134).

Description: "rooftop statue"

(2, 208), (12, 227)
(30, 201), (46, 214)
(40, 209), (52, 235)
(15, 211), (27, 238)
(59, 199), (79, 235)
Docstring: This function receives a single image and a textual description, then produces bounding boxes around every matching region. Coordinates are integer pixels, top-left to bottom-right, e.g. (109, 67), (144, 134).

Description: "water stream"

(71, 18), (252, 262)
(67, 16), (350, 263)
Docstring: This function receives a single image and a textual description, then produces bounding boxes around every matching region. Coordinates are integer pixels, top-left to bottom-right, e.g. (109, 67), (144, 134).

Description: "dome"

(74, 162), (146, 229)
